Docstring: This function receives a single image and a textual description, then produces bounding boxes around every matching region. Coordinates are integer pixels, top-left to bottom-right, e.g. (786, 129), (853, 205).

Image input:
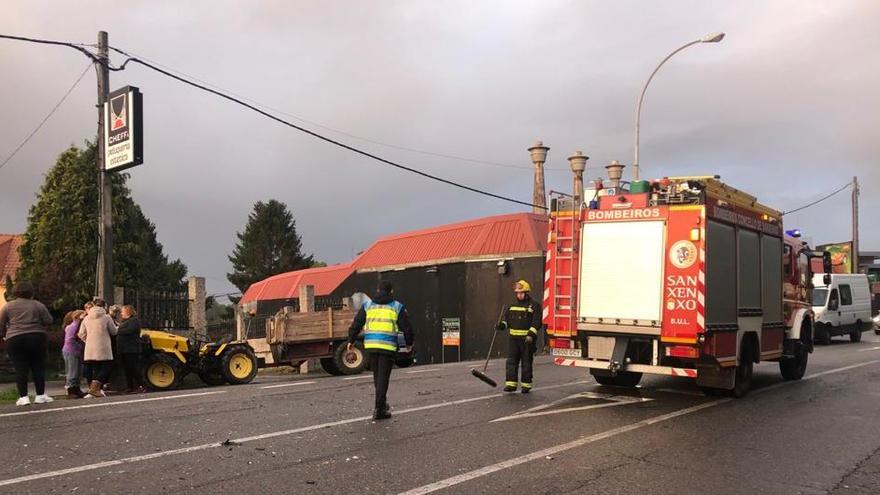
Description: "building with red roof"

(240, 213), (548, 364)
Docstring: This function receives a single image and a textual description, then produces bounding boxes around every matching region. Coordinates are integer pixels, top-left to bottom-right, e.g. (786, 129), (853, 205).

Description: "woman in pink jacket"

(77, 299), (118, 398)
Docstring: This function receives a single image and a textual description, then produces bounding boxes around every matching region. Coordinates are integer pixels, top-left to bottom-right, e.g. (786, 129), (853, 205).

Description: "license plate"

(552, 348), (582, 358)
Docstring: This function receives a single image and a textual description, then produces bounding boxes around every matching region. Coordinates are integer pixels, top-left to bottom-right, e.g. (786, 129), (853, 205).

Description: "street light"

(633, 32), (725, 181)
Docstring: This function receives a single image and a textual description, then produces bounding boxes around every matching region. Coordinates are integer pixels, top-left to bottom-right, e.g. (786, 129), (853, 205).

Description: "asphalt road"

(2, 333), (880, 494)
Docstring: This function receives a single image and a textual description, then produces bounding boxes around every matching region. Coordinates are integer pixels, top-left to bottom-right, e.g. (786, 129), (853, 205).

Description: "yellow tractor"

(140, 330), (259, 390)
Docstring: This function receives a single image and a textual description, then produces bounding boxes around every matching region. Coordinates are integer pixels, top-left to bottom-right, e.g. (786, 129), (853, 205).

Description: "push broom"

(470, 306), (506, 387)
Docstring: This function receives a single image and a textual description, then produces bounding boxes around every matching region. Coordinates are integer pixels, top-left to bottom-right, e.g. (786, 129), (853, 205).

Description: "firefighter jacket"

(501, 296), (542, 339)
(348, 291), (414, 355)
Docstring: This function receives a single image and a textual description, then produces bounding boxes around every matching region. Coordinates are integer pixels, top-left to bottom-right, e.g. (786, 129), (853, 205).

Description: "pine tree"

(227, 200), (315, 293)
(15, 142), (187, 311)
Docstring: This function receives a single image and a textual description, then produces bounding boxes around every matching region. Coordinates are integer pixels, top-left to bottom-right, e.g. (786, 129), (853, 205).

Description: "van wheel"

(850, 322), (863, 342)
(591, 371), (642, 387)
(729, 343), (753, 398)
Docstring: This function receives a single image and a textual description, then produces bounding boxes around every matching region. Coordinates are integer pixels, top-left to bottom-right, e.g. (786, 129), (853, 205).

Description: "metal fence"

(126, 289), (192, 332)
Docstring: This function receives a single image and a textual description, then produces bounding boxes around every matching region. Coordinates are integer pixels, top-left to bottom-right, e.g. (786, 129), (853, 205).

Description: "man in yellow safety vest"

(348, 281), (414, 420)
(496, 280), (541, 393)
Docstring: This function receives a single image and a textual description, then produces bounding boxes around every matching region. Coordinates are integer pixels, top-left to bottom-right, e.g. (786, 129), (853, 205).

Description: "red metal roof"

(0, 234), (23, 283)
(240, 213), (548, 304)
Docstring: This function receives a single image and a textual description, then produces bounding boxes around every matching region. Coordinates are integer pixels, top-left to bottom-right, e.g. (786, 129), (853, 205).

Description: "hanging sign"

(104, 86), (143, 171)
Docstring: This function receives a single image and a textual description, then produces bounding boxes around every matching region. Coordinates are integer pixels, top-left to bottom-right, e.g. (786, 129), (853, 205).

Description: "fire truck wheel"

(850, 323), (863, 343)
(779, 345), (808, 380)
(730, 344), (754, 398)
(816, 324), (832, 345)
(591, 371), (642, 388)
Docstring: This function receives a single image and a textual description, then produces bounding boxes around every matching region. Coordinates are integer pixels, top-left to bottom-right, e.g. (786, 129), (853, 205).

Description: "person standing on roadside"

(61, 310), (86, 398)
(347, 281), (414, 420)
(0, 281), (54, 406)
(77, 298), (118, 398)
(117, 305), (145, 394)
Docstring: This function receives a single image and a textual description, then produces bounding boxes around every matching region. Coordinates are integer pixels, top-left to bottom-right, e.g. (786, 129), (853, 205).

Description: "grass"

(0, 386), (20, 404)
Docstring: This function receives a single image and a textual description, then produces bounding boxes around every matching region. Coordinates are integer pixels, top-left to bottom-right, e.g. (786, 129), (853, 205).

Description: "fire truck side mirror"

(823, 252), (833, 275)
(824, 274), (832, 286)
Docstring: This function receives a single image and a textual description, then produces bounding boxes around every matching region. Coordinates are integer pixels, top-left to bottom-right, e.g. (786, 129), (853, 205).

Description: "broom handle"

(483, 306), (506, 372)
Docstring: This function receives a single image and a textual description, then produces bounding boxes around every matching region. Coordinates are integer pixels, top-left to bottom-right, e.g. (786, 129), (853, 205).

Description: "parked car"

(873, 313), (880, 335)
(812, 274), (873, 343)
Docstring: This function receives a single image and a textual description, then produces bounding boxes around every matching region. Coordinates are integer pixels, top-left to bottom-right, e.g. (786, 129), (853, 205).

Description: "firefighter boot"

(520, 383), (532, 394)
(503, 381), (517, 392)
(373, 403), (392, 421)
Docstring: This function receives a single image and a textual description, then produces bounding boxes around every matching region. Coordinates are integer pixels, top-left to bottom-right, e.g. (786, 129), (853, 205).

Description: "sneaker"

(34, 394), (54, 404)
(83, 394), (94, 399)
(15, 396), (30, 406)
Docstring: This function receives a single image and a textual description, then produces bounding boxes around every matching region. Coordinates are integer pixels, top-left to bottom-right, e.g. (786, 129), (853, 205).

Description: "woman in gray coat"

(0, 281), (54, 406)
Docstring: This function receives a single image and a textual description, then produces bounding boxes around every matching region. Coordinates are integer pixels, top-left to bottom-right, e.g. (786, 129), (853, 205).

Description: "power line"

(108, 50), (545, 210)
(108, 47), (572, 172)
(782, 182), (851, 216)
(0, 63), (92, 171)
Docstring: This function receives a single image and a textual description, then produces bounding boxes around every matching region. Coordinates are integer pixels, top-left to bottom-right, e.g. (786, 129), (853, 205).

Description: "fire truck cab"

(545, 176), (831, 397)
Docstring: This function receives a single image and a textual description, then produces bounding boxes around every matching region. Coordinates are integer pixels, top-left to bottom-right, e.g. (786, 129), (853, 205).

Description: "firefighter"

(496, 280), (541, 393)
(347, 280), (414, 420)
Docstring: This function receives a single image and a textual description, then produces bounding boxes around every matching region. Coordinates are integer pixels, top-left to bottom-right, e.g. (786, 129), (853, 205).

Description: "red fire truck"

(544, 176), (830, 397)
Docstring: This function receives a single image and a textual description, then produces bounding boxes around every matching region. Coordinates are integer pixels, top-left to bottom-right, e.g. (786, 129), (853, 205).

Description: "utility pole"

(96, 30), (113, 303)
(852, 175), (860, 273)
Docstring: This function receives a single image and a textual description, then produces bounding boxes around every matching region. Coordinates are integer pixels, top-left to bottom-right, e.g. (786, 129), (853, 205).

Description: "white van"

(812, 274), (873, 343)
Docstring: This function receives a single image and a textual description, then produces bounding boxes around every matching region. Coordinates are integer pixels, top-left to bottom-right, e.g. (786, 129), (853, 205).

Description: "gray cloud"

(1, 0), (877, 296)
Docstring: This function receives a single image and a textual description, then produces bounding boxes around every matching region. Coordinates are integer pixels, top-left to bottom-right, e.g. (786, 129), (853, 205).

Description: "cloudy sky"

(1, 1), (877, 297)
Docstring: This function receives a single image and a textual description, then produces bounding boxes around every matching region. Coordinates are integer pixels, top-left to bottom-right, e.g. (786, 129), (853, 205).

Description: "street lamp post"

(633, 32), (725, 181)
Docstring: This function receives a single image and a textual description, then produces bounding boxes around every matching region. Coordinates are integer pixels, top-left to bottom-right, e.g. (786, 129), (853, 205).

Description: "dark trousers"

(6, 333), (47, 397)
(83, 360), (114, 384)
(369, 352), (394, 410)
(120, 353), (142, 389)
(505, 337), (535, 388)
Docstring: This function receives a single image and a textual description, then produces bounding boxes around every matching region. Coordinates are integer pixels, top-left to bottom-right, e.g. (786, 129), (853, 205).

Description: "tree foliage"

(227, 199), (315, 293)
(15, 142), (187, 311)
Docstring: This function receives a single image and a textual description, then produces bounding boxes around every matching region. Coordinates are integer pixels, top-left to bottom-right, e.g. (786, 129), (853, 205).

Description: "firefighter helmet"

(514, 280), (531, 292)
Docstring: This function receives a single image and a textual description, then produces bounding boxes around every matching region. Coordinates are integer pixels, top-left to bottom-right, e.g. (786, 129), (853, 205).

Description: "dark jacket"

(347, 291), (414, 354)
(500, 295), (542, 339)
(116, 316), (143, 355)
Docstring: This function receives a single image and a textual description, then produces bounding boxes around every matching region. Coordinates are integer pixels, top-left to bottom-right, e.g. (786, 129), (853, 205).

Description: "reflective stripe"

(363, 301), (402, 352)
(521, 382), (532, 389)
(528, 327), (538, 336)
(508, 307), (530, 312)
(504, 381), (518, 387)
(509, 329), (530, 337)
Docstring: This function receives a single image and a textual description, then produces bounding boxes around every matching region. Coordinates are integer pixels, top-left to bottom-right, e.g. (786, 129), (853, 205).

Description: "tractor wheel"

(144, 354), (182, 391)
(333, 341), (367, 375)
(591, 370), (642, 388)
(198, 372), (227, 386)
(221, 346), (259, 385)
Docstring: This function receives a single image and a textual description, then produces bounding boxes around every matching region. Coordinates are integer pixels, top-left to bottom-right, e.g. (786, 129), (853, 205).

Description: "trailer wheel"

(850, 322), (863, 342)
(332, 341), (366, 375)
(144, 354), (182, 391)
(591, 370), (642, 388)
(221, 346), (258, 385)
(320, 358), (342, 376)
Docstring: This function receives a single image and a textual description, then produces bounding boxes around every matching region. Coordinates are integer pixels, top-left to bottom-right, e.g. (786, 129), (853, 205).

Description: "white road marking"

(857, 346), (880, 352)
(260, 381), (317, 389)
(0, 380), (589, 487)
(397, 359), (880, 495)
(0, 391), (226, 418)
(490, 392), (652, 422)
(406, 368), (442, 374)
(342, 375), (373, 381)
